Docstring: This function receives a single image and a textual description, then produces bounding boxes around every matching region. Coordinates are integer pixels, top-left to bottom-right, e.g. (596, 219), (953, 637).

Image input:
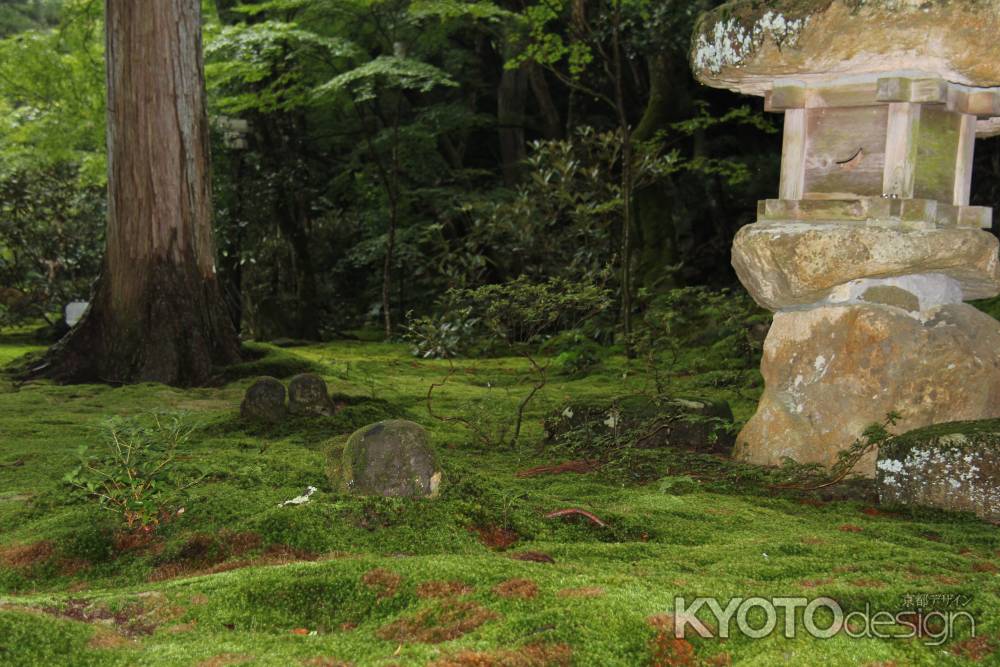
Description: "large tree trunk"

(32, 0), (240, 386)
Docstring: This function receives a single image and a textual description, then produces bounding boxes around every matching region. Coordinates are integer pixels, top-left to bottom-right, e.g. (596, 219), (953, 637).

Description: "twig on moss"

(544, 508), (608, 527)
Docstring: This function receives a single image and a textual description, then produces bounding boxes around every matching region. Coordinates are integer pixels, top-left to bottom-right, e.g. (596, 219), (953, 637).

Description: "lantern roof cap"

(692, 0), (1000, 96)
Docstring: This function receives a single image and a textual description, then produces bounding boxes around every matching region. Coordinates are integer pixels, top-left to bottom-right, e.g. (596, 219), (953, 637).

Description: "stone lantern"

(691, 0), (1000, 474)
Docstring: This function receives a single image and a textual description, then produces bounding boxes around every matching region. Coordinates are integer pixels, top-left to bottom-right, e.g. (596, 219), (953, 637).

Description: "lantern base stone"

(737, 301), (1000, 476)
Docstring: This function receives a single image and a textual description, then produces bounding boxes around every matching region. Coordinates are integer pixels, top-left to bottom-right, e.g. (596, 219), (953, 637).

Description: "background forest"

(1, 0), (1000, 344)
(0, 0), (771, 344)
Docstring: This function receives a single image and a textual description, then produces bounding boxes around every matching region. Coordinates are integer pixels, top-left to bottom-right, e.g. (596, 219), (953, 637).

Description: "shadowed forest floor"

(0, 330), (998, 666)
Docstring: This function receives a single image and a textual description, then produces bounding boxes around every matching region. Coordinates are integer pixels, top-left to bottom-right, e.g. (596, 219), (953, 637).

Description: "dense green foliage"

(1, 0), (999, 342)
(0, 0), (785, 341)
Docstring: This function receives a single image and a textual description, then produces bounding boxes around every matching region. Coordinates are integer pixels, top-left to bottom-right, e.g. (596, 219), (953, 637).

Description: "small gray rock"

(288, 373), (333, 416)
(240, 376), (287, 423)
(336, 419), (441, 498)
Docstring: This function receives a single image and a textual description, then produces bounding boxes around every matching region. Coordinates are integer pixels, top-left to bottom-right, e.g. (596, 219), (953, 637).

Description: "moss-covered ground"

(1, 327), (998, 666)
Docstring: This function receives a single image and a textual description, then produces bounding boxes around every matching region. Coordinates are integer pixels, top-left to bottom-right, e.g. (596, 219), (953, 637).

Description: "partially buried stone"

(338, 420), (441, 497)
(544, 395), (735, 453)
(240, 376), (287, 423)
(877, 421), (1000, 522)
(288, 372), (333, 416)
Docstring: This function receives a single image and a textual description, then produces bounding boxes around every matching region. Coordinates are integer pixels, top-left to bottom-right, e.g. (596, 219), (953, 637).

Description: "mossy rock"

(334, 419), (442, 498)
(239, 376), (287, 424)
(287, 372), (333, 416)
(877, 419), (1000, 522)
(545, 394), (734, 452)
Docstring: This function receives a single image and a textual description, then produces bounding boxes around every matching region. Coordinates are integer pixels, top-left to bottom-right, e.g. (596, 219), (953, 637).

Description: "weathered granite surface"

(737, 302), (1000, 476)
(732, 221), (1000, 310)
(692, 0), (1000, 95)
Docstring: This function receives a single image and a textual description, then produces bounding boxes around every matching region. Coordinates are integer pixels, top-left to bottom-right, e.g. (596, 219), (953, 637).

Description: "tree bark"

(611, 0), (634, 356)
(497, 62), (529, 185)
(527, 64), (562, 140)
(31, 0), (240, 386)
(632, 54), (682, 292)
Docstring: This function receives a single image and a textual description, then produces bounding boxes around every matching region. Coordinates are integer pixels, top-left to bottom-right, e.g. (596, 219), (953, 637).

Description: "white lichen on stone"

(878, 440), (1000, 520)
(694, 11), (808, 74)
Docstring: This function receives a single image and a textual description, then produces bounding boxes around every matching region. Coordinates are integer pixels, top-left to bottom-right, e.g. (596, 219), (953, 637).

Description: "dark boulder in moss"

(288, 373), (333, 416)
(545, 395), (734, 453)
(877, 420), (1000, 522)
(336, 420), (441, 498)
(240, 376), (287, 423)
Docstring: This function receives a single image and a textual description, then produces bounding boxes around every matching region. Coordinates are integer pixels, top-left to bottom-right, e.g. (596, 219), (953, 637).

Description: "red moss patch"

(474, 525), (520, 550)
(649, 633), (696, 667)
(509, 552), (555, 564)
(377, 600), (498, 644)
(647, 614), (715, 665)
(417, 580), (474, 599)
(428, 642), (572, 666)
(170, 530), (263, 568)
(949, 636), (997, 662)
(0, 541), (54, 570)
(362, 568), (403, 599)
(41, 598), (158, 638)
(112, 531), (164, 555)
(799, 578), (834, 588)
(838, 524), (863, 533)
(148, 543), (317, 582)
(972, 561), (998, 573)
(492, 578), (538, 599)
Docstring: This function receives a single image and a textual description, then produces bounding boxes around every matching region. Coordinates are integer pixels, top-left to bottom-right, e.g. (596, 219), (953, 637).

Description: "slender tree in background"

(31, 0), (240, 386)
(517, 0), (638, 353)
